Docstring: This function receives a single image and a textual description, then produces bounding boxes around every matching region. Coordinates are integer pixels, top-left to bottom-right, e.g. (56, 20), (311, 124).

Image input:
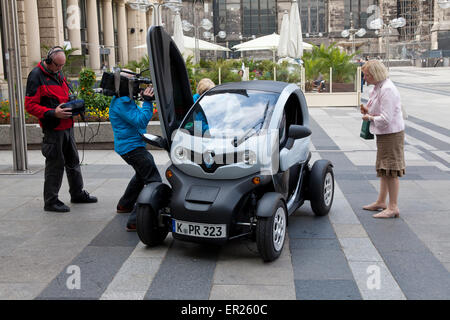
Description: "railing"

(189, 65), (362, 107)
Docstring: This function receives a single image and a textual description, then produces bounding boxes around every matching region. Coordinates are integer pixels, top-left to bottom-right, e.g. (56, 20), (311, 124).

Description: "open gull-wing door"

(147, 26), (193, 150)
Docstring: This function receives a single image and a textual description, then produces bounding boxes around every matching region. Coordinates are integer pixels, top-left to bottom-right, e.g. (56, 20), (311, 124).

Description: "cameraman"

(25, 46), (97, 212)
(108, 71), (161, 231)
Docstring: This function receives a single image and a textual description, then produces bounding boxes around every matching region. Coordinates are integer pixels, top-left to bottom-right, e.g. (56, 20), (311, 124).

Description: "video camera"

(99, 68), (152, 100)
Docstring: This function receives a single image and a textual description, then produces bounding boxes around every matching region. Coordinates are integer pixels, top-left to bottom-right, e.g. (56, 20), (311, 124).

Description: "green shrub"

(78, 68), (112, 113)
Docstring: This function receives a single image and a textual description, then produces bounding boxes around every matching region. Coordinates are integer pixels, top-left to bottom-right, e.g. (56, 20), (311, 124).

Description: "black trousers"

(42, 127), (84, 206)
(118, 147), (162, 225)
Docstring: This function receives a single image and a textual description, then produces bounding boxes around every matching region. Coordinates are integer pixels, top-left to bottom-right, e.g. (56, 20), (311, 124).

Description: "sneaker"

(44, 200), (70, 213)
(126, 223), (136, 232)
(71, 190), (98, 203)
(117, 204), (133, 214)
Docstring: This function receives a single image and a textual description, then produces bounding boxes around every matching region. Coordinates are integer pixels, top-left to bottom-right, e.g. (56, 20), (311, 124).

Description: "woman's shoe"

(363, 203), (387, 211)
(372, 209), (400, 219)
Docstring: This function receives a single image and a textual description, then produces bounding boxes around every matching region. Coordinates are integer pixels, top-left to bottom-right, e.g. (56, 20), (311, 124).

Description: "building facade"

(0, 0), (449, 86)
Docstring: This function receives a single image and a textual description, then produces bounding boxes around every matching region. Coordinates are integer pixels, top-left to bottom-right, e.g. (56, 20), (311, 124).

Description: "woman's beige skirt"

(376, 131), (406, 177)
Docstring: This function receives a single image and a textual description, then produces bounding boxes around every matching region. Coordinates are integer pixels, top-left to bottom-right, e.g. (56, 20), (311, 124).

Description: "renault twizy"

(136, 26), (334, 262)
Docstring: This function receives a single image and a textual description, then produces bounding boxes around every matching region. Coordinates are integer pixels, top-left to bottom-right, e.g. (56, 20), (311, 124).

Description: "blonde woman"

(360, 60), (405, 219)
(193, 78), (215, 102)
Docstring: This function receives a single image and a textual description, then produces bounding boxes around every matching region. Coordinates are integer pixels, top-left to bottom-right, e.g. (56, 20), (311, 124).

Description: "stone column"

(86, 0), (101, 71)
(0, 31), (4, 79)
(127, 7), (141, 62)
(431, 0), (450, 50)
(139, 9), (147, 59)
(23, 0), (41, 67)
(55, 0), (65, 45)
(328, 0), (345, 36)
(102, 0), (116, 68)
(116, 0), (128, 65)
(67, 0), (82, 55)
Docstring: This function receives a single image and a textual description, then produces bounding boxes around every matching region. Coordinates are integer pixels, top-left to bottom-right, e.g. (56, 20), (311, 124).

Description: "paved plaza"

(0, 66), (449, 300)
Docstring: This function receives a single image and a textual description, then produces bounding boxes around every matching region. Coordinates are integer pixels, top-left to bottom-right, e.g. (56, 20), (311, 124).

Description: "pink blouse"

(367, 78), (405, 135)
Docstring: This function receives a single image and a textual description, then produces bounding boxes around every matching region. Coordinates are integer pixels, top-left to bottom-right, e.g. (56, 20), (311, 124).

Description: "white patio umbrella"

(232, 33), (312, 62)
(288, 0), (303, 58)
(232, 33), (312, 51)
(182, 36), (230, 52)
(277, 10), (290, 57)
(232, 33), (280, 51)
(173, 11), (185, 56)
(134, 36), (230, 52)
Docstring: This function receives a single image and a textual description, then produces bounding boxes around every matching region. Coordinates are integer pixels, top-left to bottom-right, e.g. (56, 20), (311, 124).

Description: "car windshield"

(180, 89), (279, 138)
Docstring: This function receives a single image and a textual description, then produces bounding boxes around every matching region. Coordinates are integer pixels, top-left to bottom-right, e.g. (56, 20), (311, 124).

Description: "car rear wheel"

(136, 204), (168, 246)
(309, 160), (334, 216)
(256, 200), (287, 262)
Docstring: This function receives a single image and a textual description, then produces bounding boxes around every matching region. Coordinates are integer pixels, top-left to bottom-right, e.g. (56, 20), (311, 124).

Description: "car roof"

(209, 80), (290, 94)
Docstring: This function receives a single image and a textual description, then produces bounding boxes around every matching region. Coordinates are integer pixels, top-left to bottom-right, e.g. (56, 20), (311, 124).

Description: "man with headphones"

(25, 46), (97, 212)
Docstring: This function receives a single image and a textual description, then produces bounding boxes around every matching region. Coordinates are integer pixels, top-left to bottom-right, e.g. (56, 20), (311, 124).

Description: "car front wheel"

(256, 200), (287, 262)
(136, 204), (168, 246)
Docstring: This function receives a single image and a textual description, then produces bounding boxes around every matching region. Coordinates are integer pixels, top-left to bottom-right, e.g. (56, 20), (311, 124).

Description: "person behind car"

(108, 70), (161, 231)
(192, 78), (215, 136)
(193, 78), (215, 102)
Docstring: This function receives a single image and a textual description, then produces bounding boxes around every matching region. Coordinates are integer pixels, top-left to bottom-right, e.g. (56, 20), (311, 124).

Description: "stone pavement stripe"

(407, 116), (450, 137)
(294, 280), (361, 300)
(406, 125), (449, 151)
(310, 117), (450, 299)
(36, 214), (139, 299)
(100, 239), (171, 300)
(393, 82), (450, 97)
(307, 155), (405, 300)
(406, 120), (450, 145)
(288, 207), (361, 299)
(416, 146), (450, 169)
(210, 236), (296, 300)
(144, 240), (219, 300)
(36, 246), (135, 299)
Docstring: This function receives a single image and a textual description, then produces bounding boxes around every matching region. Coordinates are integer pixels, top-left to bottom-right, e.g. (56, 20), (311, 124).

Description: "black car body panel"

(147, 26), (193, 148)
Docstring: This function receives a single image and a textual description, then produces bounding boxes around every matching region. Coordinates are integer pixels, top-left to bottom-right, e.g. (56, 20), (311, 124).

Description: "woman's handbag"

(360, 120), (374, 140)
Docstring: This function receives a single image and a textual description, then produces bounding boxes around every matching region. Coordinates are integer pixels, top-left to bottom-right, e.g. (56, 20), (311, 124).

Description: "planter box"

(305, 92), (361, 107)
(331, 82), (356, 92)
(0, 121), (163, 150)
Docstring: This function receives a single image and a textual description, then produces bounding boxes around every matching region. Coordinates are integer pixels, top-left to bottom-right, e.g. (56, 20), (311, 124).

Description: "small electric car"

(136, 26), (334, 262)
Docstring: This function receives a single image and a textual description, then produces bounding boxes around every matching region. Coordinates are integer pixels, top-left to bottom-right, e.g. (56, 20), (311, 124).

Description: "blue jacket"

(193, 93), (200, 102)
(109, 96), (153, 155)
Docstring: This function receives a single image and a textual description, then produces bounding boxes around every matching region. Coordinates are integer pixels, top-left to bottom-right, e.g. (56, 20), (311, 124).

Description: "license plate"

(172, 219), (226, 238)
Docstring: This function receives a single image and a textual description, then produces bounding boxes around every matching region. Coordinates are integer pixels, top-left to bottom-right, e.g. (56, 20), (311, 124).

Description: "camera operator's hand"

(142, 87), (155, 101)
(54, 104), (73, 119)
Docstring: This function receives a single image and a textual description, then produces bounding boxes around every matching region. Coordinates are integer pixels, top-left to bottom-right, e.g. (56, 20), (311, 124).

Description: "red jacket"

(25, 62), (73, 130)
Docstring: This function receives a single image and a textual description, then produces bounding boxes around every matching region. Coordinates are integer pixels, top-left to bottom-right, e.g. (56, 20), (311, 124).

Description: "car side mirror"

(142, 133), (168, 150)
(288, 125), (311, 140)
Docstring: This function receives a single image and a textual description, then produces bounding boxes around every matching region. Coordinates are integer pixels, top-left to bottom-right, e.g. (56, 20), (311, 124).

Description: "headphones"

(45, 46), (65, 65)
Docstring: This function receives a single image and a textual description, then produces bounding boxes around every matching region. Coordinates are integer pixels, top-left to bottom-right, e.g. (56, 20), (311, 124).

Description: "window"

(299, 0), (327, 35)
(242, 0), (277, 37)
(344, 0), (374, 30)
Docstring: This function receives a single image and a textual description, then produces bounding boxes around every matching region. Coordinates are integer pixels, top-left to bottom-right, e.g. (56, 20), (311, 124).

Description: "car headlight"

(174, 146), (187, 161)
(242, 150), (256, 165)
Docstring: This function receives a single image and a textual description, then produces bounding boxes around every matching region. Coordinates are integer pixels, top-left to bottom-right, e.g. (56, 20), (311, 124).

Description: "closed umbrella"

(173, 11), (185, 56)
(288, 0), (303, 58)
(277, 10), (289, 57)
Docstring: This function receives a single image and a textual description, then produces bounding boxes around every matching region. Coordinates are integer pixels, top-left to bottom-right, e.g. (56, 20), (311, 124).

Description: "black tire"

(256, 199), (287, 262)
(136, 204), (168, 246)
(309, 161), (334, 216)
